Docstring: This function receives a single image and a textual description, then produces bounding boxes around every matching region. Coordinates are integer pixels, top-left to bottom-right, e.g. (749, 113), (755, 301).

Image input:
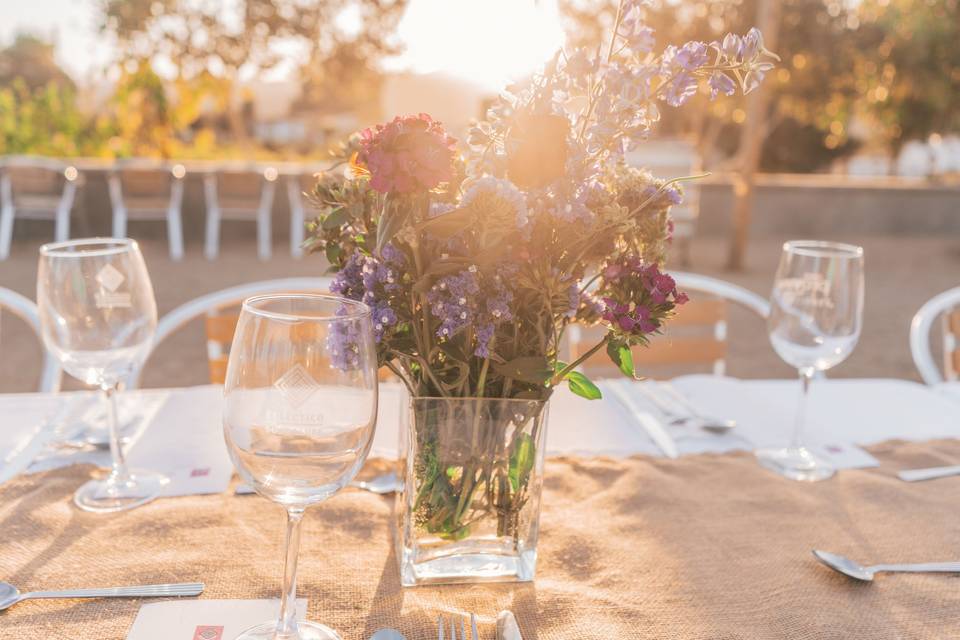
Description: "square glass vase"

(396, 396), (549, 586)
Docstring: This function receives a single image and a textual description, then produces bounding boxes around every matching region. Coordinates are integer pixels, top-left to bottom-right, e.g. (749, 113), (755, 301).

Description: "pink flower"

(356, 114), (458, 194)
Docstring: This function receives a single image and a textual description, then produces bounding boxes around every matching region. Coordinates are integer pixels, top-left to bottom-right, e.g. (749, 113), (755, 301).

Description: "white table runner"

(3, 377), (960, 492)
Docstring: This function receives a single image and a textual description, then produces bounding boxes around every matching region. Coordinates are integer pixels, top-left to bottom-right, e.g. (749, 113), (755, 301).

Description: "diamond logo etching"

(274, 363), (320, 409)
(94, 263), (132, 308)
(266, 364), (325, 434)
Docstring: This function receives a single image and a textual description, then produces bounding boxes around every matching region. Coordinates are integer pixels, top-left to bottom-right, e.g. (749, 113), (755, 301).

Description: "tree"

(854, 0), (960, 164)
(98, 0), (408, 146)
(0, 34), (75, 92)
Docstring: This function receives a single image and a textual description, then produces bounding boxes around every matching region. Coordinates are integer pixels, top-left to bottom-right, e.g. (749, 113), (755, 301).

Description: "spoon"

(812, 550), (960, 582)
(235, 472), (401, 496)
(351, 471), (402, 495)
(0, 580), (204, 610)
(369, 630), (406, 640)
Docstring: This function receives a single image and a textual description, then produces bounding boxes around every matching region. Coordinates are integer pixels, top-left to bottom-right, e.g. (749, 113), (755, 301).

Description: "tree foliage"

(559, 0), (958, 172)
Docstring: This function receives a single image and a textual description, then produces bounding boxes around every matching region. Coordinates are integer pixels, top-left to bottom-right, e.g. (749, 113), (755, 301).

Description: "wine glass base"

(233, 620), (342, 640)
(73, 469), (169, 513)
(755, 447), (835, 482)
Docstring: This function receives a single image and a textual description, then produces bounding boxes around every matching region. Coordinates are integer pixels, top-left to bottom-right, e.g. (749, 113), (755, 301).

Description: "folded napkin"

(127, 599), (307, 640)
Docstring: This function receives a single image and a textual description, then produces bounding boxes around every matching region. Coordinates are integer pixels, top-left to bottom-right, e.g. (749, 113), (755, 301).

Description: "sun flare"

(393, 0), (567, 91)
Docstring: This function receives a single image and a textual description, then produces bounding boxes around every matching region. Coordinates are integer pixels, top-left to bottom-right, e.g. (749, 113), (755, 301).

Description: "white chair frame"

(0, 159), (81, 260)
(910, 286), (960, 385)
(108, 163), (186, 261)
(287, 176), (307, 259)
(203, 167), (278, 262)
(566, 271), (769, 376)
(129, 277), (333, 388)
(0, 287), (61, 392)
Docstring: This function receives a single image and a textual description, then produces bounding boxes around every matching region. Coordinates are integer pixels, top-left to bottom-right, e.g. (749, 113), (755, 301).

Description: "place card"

(126, 599), (307, 640)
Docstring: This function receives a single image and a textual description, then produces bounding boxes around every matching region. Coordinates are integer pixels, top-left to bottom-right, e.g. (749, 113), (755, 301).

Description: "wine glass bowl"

(757, 240), (865, 482)
(223, 294), (377, 640)
(37, 237), (166, 512)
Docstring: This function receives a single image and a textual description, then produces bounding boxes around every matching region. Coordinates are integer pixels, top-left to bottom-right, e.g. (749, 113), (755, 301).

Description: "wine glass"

(757, 240), (865, 481)
(37, 237), (166, 511)
(223, 294), (377, 640)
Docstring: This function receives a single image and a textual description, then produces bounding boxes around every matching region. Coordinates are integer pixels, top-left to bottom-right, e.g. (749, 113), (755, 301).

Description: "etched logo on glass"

(266, 364), (324, 434)
(273, 363), (319, 408)
(94, 263), (132, 308)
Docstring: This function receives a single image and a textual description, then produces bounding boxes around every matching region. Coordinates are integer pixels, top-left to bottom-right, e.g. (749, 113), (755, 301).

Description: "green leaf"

(376, 200), (409, 255)
(508, 433), (536, 492)
(606, 340), (635, 378)
(566, 371), (602, 400)
(321, 206), (350, 230)
(416, 205), (475, 239)
(492, 356), (553, 385)
(324, 243), (341, 265)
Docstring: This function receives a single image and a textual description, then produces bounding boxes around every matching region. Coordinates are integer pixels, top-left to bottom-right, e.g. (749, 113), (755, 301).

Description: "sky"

(0, 0), (567, 91)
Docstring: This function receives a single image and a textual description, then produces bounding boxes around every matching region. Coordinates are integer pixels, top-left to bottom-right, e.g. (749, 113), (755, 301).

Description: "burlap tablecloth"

(3, 440), (960, 640)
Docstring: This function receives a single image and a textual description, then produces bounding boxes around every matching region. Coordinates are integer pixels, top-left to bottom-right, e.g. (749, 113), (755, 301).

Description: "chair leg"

(288, 178), (304, 259)
(0, 203), (13, 260)
(55, 181), (77, 242)
(168, 179), (185, 261)
(257, 180), (275, 261)
(107, 174), (126, 238)
(0, 174), (13, 260)
(203, 175), (221, 261)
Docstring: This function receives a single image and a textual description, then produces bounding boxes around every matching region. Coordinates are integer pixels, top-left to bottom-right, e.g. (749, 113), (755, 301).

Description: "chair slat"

(208, 357), (229, 385)
(948, 310), (960, 336)
(8, 167), (59, 194)
(205, 314), (240, 346)
(121, 170), (170, 196)
(665, 299), (725, 327)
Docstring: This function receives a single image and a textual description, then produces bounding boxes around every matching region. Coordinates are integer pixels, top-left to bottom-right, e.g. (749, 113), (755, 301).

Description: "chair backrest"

(910, 286), (960, 385)
(567, 272), (769, 379)
(0, 287), (61, 392)
(131, 277), (333, 387)
(120, 168), (172, 197)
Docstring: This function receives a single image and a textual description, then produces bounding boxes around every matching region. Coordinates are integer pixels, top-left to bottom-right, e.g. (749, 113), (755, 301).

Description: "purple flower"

(330, 245), (406, 344)
(708, 72), (736, 99)
(618, 7), (655, 54)
(328, 307), (364, 370)
(600, 257), (687, 339)
(427, 267), (514, 358)
(663, 73), (698, 107)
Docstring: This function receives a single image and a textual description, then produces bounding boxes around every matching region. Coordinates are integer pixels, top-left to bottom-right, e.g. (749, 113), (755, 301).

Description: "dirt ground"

(2, 229), (959, 393)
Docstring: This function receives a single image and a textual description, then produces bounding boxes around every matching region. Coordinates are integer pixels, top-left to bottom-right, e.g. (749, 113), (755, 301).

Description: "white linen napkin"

(126, 599), (307, 640)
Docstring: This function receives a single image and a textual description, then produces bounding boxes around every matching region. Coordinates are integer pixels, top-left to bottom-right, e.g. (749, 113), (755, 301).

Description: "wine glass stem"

(102, 383), (130, 482)
(790, 366), (815, 450)
(277, 508), (305, 638)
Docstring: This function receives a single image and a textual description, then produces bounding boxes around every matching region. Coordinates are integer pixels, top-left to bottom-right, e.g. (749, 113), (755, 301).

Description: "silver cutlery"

(0, 580), (204, 610)
(897, 464), (960, 482)
(352, 471), (402, 494)
(813, 549), (960, 582)
(437, 613), (479, 640)
(236, 471), (401, 496)
(369, 629), (407, 640)
(604, 379), (679, 458)
(496, 610), (522, 640)
(656, 383), (737, 433)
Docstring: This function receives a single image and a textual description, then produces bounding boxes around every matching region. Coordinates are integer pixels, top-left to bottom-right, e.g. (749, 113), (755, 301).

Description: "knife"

(0, 401), (70, 486)
(604, 379), (679, 459)
(898, 465), (960, 482)
(496, 610), (523, 640)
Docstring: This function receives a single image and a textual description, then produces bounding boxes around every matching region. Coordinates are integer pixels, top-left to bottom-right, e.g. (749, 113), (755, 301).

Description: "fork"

(437, 613), (479, 640)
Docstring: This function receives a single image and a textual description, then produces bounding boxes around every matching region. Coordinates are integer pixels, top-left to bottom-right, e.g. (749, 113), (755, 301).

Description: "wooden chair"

(203, 166), (278, 261)
(0, 286), (62, 392)
(567, 272), (769, 379)
(910, 286), (960, 384)
(108, 162), (186, 260)
(128, 278), (332, 388)
(0, 158), (82, 260)
(625, 139), (701, 266)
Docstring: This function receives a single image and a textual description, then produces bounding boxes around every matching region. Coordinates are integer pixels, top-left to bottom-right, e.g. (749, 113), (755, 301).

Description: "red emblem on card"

(193, 625), (223, 640)
(191, 468), (211, 477)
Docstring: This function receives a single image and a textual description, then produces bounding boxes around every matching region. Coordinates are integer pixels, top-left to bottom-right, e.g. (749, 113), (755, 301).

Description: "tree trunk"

(726, 0), (782, 271)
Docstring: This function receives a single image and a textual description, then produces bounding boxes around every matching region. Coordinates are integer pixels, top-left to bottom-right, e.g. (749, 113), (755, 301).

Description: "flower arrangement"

(307, 0), (776, 552)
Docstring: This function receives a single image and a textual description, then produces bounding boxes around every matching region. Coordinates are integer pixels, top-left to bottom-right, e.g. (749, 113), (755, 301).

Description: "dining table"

(2, 376), (960, 640)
